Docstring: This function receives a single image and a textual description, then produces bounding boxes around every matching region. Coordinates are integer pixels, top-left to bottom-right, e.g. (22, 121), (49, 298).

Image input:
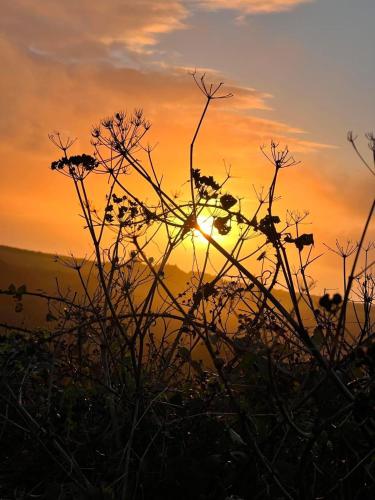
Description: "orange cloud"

(0, 0), (188, 57)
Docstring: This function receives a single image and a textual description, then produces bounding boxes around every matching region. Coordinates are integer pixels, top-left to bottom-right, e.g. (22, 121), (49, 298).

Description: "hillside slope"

(0, 245), (369, 338)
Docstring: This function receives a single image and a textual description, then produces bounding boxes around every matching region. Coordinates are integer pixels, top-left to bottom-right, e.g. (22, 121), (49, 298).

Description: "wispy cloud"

(1, 0), (313, 61)
(192, 0), (313, 14)
(0, 0), (188, 57)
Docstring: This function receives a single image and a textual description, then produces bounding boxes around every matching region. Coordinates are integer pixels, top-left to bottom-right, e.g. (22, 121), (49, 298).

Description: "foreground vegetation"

(1, 75), (374, 499)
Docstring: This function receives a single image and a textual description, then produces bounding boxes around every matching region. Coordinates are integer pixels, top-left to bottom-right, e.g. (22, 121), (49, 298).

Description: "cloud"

(1, 0), (313, 63)
(192, 0), (313, 14)
(0, 0), (188, 57)
(0, 35), (328, 161)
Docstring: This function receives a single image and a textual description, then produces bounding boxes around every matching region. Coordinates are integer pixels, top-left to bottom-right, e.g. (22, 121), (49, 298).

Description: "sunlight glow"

(195, 215), (214, 238)
(193, 214), (218, 244)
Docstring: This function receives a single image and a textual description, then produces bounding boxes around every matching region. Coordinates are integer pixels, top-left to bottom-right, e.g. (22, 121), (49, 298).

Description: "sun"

(193, 214), (215, 243)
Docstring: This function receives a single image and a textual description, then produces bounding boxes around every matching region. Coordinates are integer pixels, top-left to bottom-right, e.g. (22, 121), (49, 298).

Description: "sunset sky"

(1, 0), (374, 290)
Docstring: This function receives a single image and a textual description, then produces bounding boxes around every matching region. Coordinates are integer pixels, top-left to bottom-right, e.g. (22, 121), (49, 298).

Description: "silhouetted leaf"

(295, 233), (314, 250)
(259, 215), (280, 242)
(220, 194), (237, 210)
(213, 215), (231, 235)
(285, 233), (314, 251)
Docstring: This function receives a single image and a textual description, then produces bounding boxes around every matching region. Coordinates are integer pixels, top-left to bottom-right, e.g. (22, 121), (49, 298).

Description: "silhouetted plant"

(0, 74), (374, 500)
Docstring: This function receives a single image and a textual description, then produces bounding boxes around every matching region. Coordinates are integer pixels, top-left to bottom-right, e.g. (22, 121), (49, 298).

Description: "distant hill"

(0, 245), (212, 329)
(0, 245), (370, 338)
(0, 245), (82, 327)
